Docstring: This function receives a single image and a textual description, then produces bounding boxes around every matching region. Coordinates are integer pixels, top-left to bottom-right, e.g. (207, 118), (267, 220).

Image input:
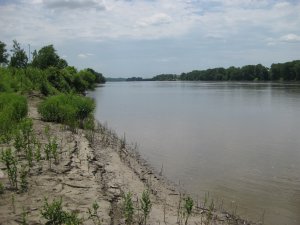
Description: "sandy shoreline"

(0, 95), (257, 225)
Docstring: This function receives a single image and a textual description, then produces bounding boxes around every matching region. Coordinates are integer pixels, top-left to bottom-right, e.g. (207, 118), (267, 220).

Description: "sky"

(0, 0), (300, 78)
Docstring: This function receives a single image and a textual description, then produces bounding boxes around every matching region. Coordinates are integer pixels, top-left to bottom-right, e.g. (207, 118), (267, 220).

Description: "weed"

(21, 207), (28, 225)
(34, 141), (42, 163)
(41, 197), (82, 225)
(184, 196), (194, 225)
(44, 137), (59, 168)
(123, 192), (134, 225)
(1, 148), (18, 189)
(20, 165), (28, 192)
(88, 201), (101, 225)
(141, 190), (152, 225)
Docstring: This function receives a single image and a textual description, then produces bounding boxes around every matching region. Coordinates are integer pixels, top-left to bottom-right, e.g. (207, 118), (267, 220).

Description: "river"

(88, 81), (300, 225)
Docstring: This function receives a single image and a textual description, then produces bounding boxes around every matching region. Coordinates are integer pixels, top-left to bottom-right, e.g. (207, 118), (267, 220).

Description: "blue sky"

(0, 0), (300, 77)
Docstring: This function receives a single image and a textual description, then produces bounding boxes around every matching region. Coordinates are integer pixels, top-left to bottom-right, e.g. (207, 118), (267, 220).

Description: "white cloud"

(280, 33), (300, 43)
(137, 13), (172, 27)
(77, 53), (94, 58)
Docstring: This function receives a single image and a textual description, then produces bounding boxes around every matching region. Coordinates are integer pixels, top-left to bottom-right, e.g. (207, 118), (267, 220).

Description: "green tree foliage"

(177, 60), (300, 81)
(9, 40), (28, 68)
(270, 60), (300, 81)
(31, 45), (68, 69)
(152, 74), (178, 81)
(87, 68), (106, 83)
(0, 41), (9, 65)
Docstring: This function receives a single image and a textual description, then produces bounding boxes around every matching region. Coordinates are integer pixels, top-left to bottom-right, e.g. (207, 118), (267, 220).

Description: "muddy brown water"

(88, 81), (300, 225)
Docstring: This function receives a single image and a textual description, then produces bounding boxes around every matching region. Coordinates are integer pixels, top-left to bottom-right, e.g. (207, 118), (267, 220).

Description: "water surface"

(88, 81), (300, 225)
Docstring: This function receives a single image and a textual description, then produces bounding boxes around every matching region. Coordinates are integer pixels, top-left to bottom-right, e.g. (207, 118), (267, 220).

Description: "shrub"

(38, 94), (95, 129)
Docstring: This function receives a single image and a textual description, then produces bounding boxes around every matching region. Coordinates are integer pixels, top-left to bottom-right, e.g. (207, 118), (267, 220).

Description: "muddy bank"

(0, 96), (258, 225)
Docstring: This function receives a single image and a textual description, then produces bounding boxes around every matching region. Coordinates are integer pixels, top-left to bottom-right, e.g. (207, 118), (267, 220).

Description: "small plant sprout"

(141, 190), (152, 225)
(26, 146), (33, 168)
(44, 125), (50, 140)
(34, 141), (42, 163)
(21, 207), (29, 225)
(184, 196), (194, 225)
(123, 192), (134, 225)
(88, 201), (101, 225)
(20, 165), (29, 192)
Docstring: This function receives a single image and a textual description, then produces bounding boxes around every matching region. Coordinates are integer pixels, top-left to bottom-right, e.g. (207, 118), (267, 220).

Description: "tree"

(9, 40), (28, 68)
(86, 68), (106, 83)
(31, 45), (67, 69)
(0, 41), (9, 65)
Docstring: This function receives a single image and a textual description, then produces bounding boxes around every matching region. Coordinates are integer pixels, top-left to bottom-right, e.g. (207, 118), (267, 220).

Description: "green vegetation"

(88, 201), (101, 225)
(183, 196), (194, 225)
(1, 148), (18, 190)
(41, 197), (82, 225)
(141, 190), (152, 225)
(123, 192), (134, 225)
(0, 93), (28, 141)
(151, 60), (300, 81)
(38, 94), (95, 129)
(0, 40), (105, 95)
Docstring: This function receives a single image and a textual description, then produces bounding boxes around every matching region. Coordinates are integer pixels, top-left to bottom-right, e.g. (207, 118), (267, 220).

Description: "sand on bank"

(0, 95), (256, 225)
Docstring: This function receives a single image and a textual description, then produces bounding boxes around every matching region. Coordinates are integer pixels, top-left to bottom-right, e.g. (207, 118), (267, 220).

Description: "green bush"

(38, 94), (95, 129)
(0, 93), (28, 140)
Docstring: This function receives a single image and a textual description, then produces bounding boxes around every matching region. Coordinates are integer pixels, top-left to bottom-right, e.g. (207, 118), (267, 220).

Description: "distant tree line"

(151, 61), (300, 81)
(0, 40), (105, 95)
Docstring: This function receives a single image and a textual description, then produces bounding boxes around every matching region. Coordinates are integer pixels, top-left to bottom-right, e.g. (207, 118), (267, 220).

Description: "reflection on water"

(88, 81), (300, 225)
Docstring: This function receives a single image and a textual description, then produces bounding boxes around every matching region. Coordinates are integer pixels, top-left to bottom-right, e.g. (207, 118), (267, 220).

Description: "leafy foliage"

(9, 40), (28, 68)
(31, 45), (67, 69)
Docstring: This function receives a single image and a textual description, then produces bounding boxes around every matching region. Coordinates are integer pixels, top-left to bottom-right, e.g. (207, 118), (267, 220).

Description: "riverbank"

(0, 95), (257, 224)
